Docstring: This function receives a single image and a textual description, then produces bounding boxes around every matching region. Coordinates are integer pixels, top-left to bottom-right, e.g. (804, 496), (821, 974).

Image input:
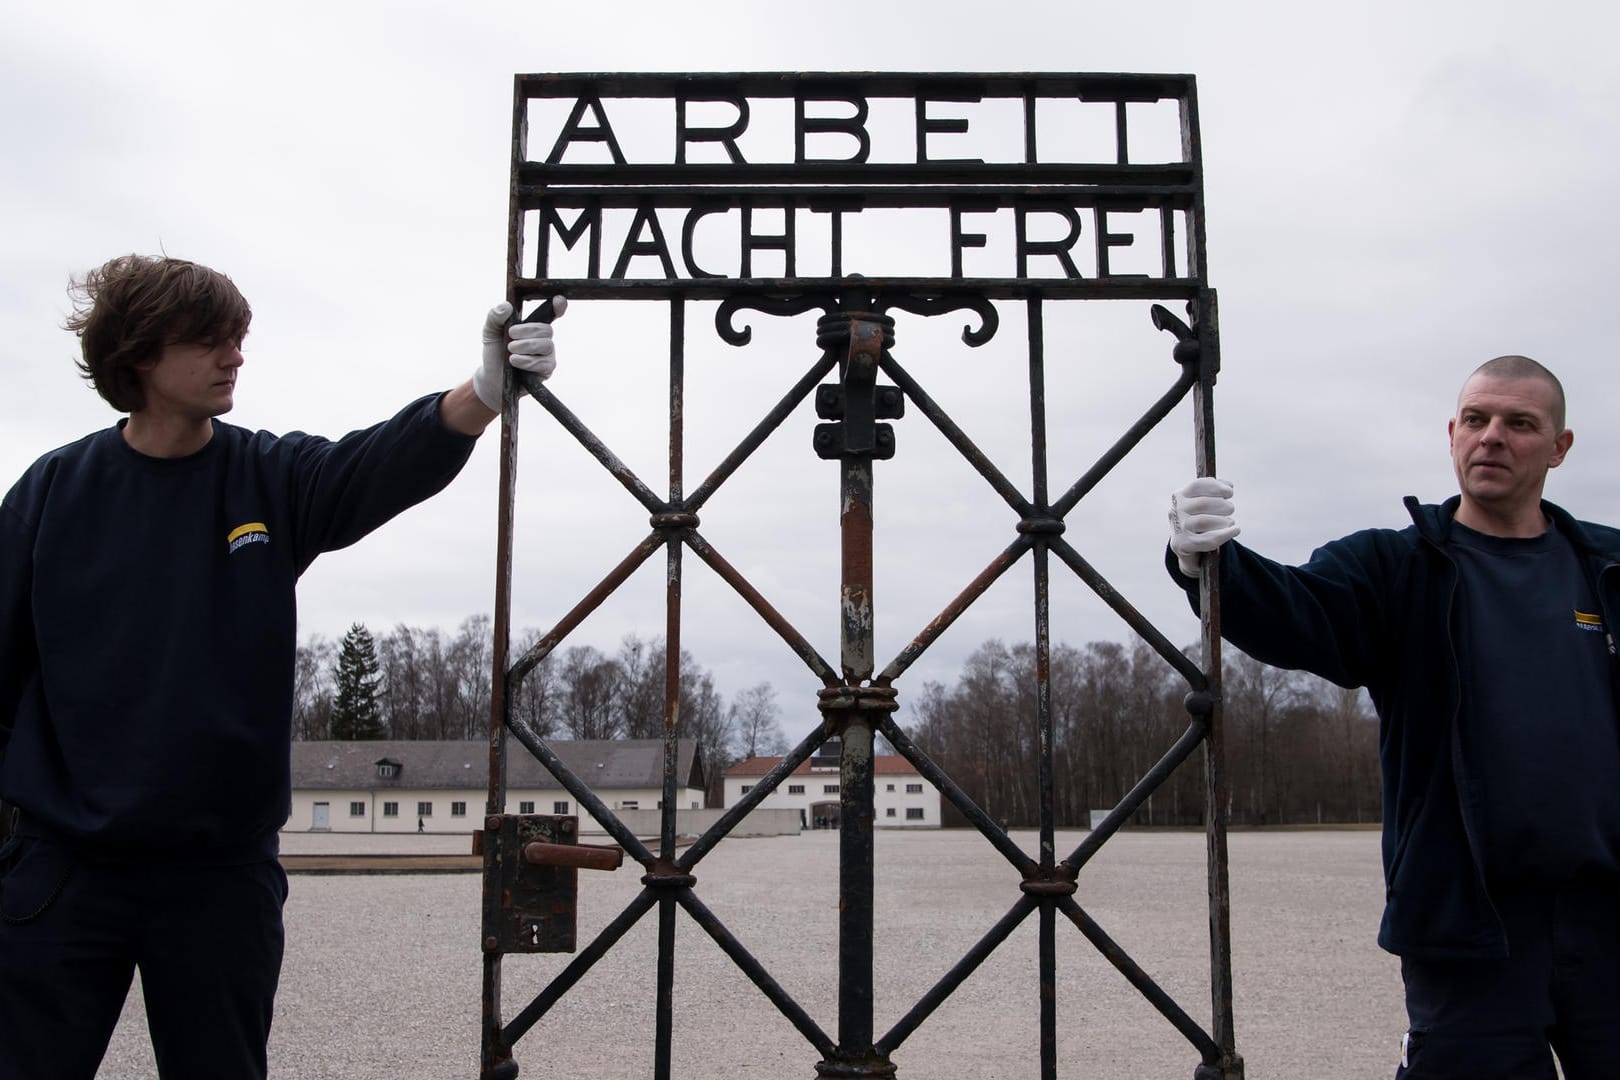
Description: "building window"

(885, 807), (896, 818)
(740, 785), (753, 794)
(620, 800), (639, 810)
(553, 801), (569, 814)
(886, 784), (895, 792)
(519, 801), (535, 814)
(417, 802), (432, 817)
(383, 801), (399, 817)
(906, 783), (923, 794)
(349, 802), (365, 817)
(906, 808), (925, 821)
(824, 784), (840, 794)
(451, 802), (467, 817)
(376, 761), (398, 779)
(788, 784), (805, 794)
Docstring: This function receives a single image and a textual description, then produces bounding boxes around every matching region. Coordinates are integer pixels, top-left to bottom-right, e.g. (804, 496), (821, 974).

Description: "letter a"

(547, 97), (628, 165)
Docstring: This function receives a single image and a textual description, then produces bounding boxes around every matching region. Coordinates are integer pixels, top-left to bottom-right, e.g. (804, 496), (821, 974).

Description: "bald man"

(1167, 356), (1620, 1079)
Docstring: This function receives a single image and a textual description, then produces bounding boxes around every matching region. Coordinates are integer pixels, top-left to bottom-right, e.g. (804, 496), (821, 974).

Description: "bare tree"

(446, 614), (492, 740)
(293, 634), (336, 740)
(556, 645), (625, 740)
(1224, 650), (1303, 825)
(617, 633), (665, 739)
(378, 624), (432, 739)
(508, 626), (558, 738)
(729, 682), (786, 759)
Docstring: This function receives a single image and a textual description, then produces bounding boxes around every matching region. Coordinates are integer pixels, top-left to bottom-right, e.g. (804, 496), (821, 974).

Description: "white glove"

(1168, 477), (1240, 576)
(473, 296), (567, 410)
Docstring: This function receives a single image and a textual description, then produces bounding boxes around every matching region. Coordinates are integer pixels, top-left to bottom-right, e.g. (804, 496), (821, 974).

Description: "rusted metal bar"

(1039, 901), (1058, 1080)
(1049, 364), (1198, 518)
(502, 721), (656, 867)
(1055, 896), (1223, 1064)
(501, 888), (661, 1047)
(877, 351), (1031, 516)
(524, 162), (1196, 187)
(1191, 288), (1241, 1078)
(678, 724), (824, 872)
(684, 350), (839, 512)
(674, 889), (838, 1058)
(875, 893), (1039, 1054)
(683, 529), (840, 686)
(662, 298), (685, 861)
(517, 372), (666, 513)
(1027, 296), (1060, 1080)
(654, 298), (686, 1080)
(1065, 718), (1210, 871)
(877, 715), (1037, 877)
(876, 534), (1033, 685)
(515, 278), (1204, 305)
(1046, 535), (1207, 689)
(836, 719), (877, 1060)
(655, 894), (677, 1080)
(519, 69), (1197, 100)
(507, 531), (664, 685)
(818, 309), (890, 1077)
(483, 106), (536, 1072)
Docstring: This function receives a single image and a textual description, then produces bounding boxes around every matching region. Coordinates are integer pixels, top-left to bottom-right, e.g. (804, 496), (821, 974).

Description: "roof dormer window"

(375, 758), (401, 780)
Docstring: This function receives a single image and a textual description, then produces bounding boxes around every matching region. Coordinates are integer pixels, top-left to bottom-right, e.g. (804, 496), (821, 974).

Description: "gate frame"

(482, 71), (1241, 1080)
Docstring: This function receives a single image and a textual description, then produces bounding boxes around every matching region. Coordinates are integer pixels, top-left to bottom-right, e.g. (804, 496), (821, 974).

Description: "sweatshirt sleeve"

(278, 393), (479, 574)
(1167, 532), (1397, 690)
(0, 498), (39, 759)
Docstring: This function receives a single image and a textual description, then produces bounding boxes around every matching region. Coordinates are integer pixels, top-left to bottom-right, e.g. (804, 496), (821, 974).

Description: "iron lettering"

(514, 73), (1202, 296)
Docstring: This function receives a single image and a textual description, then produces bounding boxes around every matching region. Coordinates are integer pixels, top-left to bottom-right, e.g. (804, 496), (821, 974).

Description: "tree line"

(297, 619), (1380, 827)
(906, 638), (1380, 828)
(295, 618), (787, 803)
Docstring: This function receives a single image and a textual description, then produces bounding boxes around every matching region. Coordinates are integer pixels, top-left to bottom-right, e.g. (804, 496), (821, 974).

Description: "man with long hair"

(0, 255), (561, 1079)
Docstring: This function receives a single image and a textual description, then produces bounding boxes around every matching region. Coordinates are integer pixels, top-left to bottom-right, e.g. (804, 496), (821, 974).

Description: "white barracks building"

(722, 741), (941, 829)
(285, 739), (707, 834)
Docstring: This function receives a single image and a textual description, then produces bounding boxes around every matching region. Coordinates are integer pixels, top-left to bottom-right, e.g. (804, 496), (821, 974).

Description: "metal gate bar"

(484, 71), (1242, 1080)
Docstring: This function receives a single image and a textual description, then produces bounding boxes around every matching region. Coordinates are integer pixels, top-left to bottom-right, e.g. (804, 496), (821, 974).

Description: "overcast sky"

(4, 1), (1616, 744)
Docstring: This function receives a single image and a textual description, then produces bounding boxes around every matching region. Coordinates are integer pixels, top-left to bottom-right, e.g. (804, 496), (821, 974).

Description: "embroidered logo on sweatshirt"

(227, 522), (270, 554)
(1573, 610), (1604, 633)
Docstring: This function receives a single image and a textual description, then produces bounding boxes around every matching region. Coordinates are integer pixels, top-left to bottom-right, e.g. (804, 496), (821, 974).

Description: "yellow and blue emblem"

(227, 522), (270, 554)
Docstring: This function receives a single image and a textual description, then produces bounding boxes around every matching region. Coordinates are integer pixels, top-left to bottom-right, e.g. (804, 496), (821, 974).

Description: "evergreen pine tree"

(331, 622), (385, 740)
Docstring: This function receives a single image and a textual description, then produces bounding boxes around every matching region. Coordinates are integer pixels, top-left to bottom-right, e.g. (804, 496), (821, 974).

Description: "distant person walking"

(0, 254), (563, 1080)
(1166, 356), (1620, 1078)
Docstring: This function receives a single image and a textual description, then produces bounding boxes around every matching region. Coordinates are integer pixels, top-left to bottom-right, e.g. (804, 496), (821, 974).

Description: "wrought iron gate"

(481, 72), (1240, 1079)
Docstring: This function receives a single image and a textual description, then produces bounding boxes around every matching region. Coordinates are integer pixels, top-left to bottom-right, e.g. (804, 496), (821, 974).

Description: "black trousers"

(1396, 885), (1620, 1079)
(0, 835), (288, 1080)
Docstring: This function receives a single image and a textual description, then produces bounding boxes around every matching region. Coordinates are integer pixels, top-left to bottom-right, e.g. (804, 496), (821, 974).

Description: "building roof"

(724, 755), (921, 777)
(291, 739), (706, 792)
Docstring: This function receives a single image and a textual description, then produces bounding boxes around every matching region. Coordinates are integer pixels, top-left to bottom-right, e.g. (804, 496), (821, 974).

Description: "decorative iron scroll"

(485, 71), (1238, 1080)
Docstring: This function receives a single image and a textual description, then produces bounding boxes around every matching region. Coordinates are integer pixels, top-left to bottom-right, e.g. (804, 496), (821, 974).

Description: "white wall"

(285, 785), (705, 834)
(722, 768), (942, 828)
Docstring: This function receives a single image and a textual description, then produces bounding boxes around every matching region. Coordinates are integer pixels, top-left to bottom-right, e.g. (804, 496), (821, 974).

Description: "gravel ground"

(95, 828), (1405, 1080)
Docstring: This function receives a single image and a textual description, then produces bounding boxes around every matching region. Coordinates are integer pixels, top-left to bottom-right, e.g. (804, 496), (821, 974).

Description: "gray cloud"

(5, 1), (1616, 742)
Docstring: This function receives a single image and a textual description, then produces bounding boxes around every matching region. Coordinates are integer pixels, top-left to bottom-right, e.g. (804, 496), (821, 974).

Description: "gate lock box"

(477, 814), (623, 954)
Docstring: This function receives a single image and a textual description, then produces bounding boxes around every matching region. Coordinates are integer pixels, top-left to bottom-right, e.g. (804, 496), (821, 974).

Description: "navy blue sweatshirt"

(1170, 496), (1620, 959)
(0, 394), (476, 861)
